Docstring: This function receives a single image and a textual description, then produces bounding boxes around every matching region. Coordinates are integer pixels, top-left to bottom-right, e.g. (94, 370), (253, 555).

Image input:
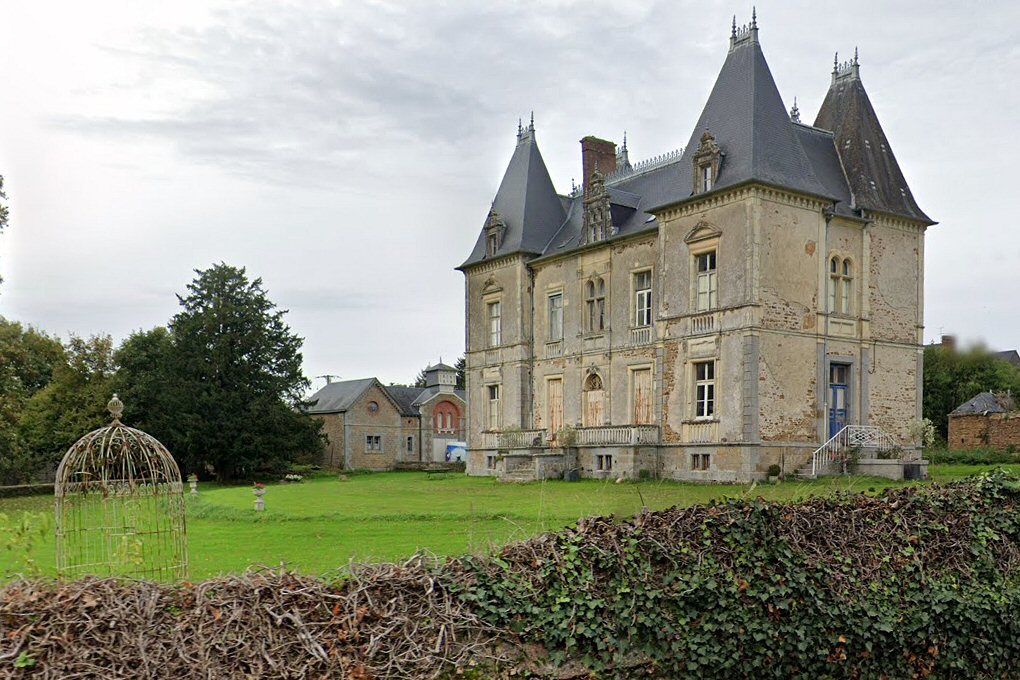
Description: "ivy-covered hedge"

(456, 471), (1020, 678)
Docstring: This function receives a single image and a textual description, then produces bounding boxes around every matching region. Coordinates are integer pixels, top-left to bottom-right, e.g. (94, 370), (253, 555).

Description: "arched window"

(586, 277), (606, 332)
(583, 372), (605, 427)
(829, 256), (852, 315)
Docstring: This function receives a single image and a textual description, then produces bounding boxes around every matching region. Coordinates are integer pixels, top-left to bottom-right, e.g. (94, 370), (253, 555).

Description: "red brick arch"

(433, 400), (461, 434)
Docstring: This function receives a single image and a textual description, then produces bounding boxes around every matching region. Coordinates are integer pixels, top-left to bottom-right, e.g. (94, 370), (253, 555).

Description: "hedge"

(2, 471), (1019, 678)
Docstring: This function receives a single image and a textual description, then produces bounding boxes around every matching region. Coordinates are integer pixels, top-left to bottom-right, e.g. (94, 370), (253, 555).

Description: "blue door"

(828, 364), (849, 438)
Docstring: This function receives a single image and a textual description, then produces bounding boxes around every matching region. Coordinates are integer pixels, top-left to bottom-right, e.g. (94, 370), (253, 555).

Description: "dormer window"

(484, 208), (505, 257)
(692, 130), (722, 194)
(583, 169), (612, 244)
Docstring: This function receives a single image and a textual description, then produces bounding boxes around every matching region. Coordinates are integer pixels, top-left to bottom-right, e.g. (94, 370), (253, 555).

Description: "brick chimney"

(580, 136), (617, 191)
(941, 335), (956, 351)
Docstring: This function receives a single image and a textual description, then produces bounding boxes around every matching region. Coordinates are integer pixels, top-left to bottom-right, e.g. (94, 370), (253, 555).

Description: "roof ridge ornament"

(790, 96), (801, 123)
(729, 8), (759, 51)
(518, 111), (537, 144)
(832, 47), (861, 84)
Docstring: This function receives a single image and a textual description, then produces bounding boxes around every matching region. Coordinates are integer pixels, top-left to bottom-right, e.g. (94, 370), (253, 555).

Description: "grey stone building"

(458, 15), (934, 482)
(307, 364), (465, 470)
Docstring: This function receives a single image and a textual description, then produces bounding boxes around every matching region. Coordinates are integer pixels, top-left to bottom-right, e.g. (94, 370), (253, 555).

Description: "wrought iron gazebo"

(54, 394), (188, 580)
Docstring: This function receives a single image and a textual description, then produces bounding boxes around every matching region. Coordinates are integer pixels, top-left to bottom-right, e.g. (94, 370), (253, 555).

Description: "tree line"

(0, 263), (323, 484)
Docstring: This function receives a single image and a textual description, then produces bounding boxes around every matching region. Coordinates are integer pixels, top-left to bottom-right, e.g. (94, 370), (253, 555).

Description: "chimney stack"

(941, 335), (956, 351)
(580, 136), (617, 191)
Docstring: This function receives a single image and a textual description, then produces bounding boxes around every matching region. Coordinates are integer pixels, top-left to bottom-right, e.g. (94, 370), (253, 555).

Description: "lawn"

(0, 465), (1013, 581)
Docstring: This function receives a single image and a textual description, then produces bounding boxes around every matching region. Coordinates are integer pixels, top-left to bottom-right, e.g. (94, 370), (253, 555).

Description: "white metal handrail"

(811, 425), (897, 476)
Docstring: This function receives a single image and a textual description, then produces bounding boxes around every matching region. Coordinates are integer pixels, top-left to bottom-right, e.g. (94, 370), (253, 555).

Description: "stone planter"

(253, 487), (266, 512)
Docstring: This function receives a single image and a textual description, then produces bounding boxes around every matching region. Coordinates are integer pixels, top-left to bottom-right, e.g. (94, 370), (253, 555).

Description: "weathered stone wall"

(868, 220), (922, 345)
(758, 195), (824, 333)
(949, 412), (1020, 451)
(465, 256), (533, 449)
(758, 333), (817, 443)
(865, 344), (917, 442)
(316, 413), (346, 469)
(344, 383), (407, 470)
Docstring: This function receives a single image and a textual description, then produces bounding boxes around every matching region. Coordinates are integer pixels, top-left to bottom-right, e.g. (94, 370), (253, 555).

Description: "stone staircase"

(799, 425), (898, 479)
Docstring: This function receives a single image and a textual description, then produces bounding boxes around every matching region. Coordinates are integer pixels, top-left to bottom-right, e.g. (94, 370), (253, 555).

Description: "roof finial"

(834, 52), (839, 72)
(751, 6), (757, 28)
(853, 46), (859, 65)
(517, 118), (523, 140)
(622, 130), (628, 151)
(529, 111), (535, 132)
(789, 97), (800, 123)
(731, 15), (737, 37)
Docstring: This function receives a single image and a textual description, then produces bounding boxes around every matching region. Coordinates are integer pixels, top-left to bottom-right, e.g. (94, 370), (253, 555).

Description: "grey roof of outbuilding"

(306, 378), (376, 414)
(425, 362), (457, 372)
(950, 392), (1016, 416)
(412, 386), (467, 407)
(385, 386), (426, 417)
(814, 70), (934, 225)
(995, 350), (1020, 368)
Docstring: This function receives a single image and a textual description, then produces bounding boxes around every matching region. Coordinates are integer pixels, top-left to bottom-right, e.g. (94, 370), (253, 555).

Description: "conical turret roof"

(814, 56), (933, 225)
(460, 121), (566, 268)
(672, 20), (831, 201)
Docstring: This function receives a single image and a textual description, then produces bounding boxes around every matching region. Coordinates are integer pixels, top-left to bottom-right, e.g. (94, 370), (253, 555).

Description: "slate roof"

(814, 63), (934, 225)
(460, 125), (565, 268)
(995, 350), (1020, 368)
(425, 362), (457, 372)
(950, 392), (1016, 417)
(461, 19), (930, 270)
(385, 385), (425, 417)
(306, 378), (376, 414)
(412, 386), (467, 407)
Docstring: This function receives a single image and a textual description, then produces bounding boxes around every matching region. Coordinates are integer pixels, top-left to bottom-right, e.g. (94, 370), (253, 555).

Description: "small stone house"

(948, 392), (1020, 451)
(307, 364), (466, 470)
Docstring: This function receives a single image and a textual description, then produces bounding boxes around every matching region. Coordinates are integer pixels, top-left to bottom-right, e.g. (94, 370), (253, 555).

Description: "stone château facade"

(458, 15), (934, 482)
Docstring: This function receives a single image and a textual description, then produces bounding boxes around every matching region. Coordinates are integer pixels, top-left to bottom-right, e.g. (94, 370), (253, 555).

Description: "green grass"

(0, 466), (1012, 582)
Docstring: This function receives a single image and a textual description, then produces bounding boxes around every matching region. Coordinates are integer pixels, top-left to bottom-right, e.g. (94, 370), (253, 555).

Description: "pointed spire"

(790, 97), (801, 123)
(832, 48), (861, 83)
(529, 111), (535, 132)
(517, 118), (523, 141)
(730, 9), (759, 51)
(616, 131), (632, 172)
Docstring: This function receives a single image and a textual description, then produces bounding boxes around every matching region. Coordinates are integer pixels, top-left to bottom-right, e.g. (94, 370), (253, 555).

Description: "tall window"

(631, 368), (653, 425)
(548, 292), (563, 341)
(583, 372), (605, 427)
(694, 361), (715, 419)
(487, 301), (501, 346)
(406, 436), (414, 453)
(701, 165), (713, 192)
(634, 270), (652, 327)
(487, 385), (501, 430)
(586, 278), (606, 332)
(829, 257), (852, 315)
(696, 251), (718, 311)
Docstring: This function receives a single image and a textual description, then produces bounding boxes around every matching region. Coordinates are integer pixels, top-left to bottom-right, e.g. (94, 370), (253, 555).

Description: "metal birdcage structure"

(54, 394), (188, 580)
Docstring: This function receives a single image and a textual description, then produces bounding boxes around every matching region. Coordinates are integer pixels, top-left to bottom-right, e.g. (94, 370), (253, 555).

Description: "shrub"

(766, 464), (781, 478)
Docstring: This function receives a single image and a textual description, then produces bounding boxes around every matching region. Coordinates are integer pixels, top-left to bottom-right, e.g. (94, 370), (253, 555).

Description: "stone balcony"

(575, 425), (660, 446)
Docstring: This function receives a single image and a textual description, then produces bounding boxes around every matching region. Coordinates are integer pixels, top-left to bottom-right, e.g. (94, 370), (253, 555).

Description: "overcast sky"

(1, 0), (1017, 389)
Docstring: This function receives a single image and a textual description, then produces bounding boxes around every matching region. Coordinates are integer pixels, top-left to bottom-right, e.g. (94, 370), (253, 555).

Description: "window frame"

(633, 269), (652, 328)
(487, 300), (502, 347)
(693, 360), (716, 420)
(694, 250), (718, 312)
(828, 256), (853, 316)
(596, 454), (614, 471)
(585, 277), (607, 333)
(548, 291), (563, 342)
(691, 452), (711, 471)
(487, 384), (501, 430)
(365, 434), (382, 452)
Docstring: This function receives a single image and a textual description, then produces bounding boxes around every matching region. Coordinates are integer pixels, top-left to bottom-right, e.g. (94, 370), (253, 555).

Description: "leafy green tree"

(0, 318), (66, 483)
(156, 264), (322, 480)
(17, 335), (116, 481)
(454, 355), (466, 390)
(923, 344), (1020, 442)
